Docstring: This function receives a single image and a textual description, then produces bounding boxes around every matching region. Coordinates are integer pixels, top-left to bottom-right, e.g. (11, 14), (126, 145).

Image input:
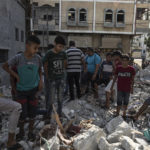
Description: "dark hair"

(48, 44), (54, 49)
(106, 52), (112, 57)
(122, 54), (129, 61)
(87, 47), (94, 52)
(26, 35), (41, 45)
(69, 41), (75, 47)
(54, 36), (66, 45)
(112, 50), (122, 57)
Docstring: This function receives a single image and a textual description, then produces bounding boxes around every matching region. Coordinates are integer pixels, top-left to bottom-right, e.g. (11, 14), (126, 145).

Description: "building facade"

(32, 0), (150, 53)
(0, 0), (25, 85)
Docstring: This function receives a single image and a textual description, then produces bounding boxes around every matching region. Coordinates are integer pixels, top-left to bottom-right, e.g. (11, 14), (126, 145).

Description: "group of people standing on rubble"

(0, 35), (150, 149)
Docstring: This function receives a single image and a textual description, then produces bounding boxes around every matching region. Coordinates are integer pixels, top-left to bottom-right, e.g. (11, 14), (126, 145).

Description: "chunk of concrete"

(98, 137), (123, 150)
(120, 136), (142, 150)
(106, 116), (124, 134)
(73, 125), (106, 150)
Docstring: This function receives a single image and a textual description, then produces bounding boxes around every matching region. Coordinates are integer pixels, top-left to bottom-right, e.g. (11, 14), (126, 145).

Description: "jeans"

(47, 79), (64, 117)
(44, 75), (50, 109)
(67, 72), (81, 99)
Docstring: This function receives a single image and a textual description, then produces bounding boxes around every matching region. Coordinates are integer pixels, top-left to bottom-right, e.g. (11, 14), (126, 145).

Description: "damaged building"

(0, 0), (26, 85)
(31, 0), (150, 54)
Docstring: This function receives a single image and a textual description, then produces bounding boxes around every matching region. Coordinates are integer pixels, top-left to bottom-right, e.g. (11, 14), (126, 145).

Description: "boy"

(99, 53), (114, 108)
(111, 54), (135, 118)
(3, 35), (43, 141)
(99, 53), (113, 86)
(43, 36), (67, 120)
(105, 51), (122, 108)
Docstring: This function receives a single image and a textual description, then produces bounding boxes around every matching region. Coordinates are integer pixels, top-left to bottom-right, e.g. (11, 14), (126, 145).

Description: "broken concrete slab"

(120, 136), (142, 150)
(106, 116), (124, 134)
(98, 137), (123, 150)
(73, 125), (106, 150)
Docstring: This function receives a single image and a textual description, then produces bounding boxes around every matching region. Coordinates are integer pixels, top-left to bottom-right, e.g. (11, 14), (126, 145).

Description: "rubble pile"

(0, 67), (150, 150)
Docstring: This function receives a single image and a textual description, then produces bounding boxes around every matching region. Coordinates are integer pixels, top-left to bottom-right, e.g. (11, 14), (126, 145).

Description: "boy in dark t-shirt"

(43, 36), (67, 120)
(111, 54), (135, 118)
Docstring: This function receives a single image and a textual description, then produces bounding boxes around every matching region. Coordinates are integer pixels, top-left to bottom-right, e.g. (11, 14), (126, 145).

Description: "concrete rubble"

(1, 66), (150, 150)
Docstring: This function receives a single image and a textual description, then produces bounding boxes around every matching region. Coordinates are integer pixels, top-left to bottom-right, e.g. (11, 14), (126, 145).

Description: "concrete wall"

(0, 0), (25, 85)
(0, 0), (25, 58)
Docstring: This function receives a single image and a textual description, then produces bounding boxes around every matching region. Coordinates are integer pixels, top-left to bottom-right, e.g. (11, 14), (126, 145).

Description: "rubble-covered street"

(0, 66), (150, 150)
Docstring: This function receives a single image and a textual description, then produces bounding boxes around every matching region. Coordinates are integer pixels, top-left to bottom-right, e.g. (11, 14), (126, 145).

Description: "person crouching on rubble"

(0, 98), (22, 149)
(111, 54), (135, 119)
(43, 36), (67, 122)
(3, 35), (43, 141)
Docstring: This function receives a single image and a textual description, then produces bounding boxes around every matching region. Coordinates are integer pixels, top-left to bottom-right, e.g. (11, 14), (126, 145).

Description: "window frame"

(104, 9), (114, 27)
(21, 30), (24, 42)
(116, 9), (126, 28)
(78, 8), (88, 26)
(15, 28), (19, 41)
(67, 8), (77, 26)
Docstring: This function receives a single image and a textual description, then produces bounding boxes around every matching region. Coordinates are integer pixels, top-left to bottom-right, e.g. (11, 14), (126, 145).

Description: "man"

(66, 41), (85, 101)
(85, 48), (101, 98)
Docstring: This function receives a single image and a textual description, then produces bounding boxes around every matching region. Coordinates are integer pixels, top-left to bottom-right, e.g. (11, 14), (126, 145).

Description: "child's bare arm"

(2, 62), (19, 82)
(111, 75), (117, 91)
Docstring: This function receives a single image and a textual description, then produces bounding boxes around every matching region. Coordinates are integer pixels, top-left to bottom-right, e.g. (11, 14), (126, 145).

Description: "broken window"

(105, 9), (113, 23)
(136, 8), (150, 20)
(116, 9), (125, 27)
(68, 8), (76, 22)
(117, 10), (125, 23)
(79, 9), (87, 22)
(43, 15), (53, 21)
(15, 28), (19, 41)
(21, 30), (24, 42)
(67, 8), (76, 26)
(104, 9), (114, 27)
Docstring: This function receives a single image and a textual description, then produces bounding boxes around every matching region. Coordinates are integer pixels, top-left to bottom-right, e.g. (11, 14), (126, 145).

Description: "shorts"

(87, 72), (99, 84)
(105, 80), (117, 92)
(16, 87), (38, 120)
(145, 98), (150, 105)
(117, 91), (130, 106)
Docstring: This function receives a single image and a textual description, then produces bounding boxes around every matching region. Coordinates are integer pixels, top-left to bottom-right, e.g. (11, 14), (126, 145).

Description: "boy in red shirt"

(111, 54), (135, 118)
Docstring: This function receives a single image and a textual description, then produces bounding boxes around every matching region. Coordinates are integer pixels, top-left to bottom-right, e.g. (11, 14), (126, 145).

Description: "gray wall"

(0, 0), (25, 85)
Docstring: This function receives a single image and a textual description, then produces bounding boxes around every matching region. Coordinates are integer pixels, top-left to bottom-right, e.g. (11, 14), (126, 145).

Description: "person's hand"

(84, 69), (87, 73)
(92, 74), (97, 81)
(15, 75), (20, 83)
(38, 80), (43, 91)
(110, 86), (113, 92)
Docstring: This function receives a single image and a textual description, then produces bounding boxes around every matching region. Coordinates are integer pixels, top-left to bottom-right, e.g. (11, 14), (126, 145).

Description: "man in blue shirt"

(85, 48), (101, 98)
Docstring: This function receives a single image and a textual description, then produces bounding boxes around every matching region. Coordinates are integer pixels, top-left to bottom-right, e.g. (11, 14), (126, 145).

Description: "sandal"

(8, 143), (23, 150)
